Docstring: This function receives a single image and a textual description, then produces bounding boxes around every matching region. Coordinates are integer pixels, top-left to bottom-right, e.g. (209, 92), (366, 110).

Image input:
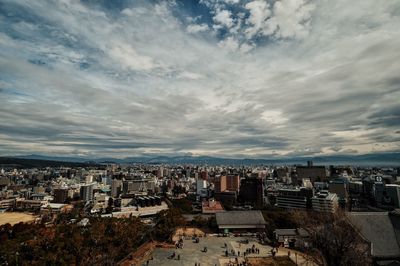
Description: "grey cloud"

(0, 0), (399, 157)
(330, 146), (342, 152)
(342, 149), (358, 154)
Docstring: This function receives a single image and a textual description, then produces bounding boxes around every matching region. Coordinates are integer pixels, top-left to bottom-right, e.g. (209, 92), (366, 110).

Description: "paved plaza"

(142, 235), (274, 266)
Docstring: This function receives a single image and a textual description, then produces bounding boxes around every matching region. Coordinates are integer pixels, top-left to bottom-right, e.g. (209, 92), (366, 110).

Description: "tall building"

(214, 175), (227, 193)
(215, 174), (240, 193)
(226, 175), (240, 191)
(157, 167), (163, 178)
(85, 175), (93, 184)
(329, 178), (349, 208)
(80, 184), (94, 202)
(53, 188), (68, 203)
(111, 179), (122, 198)
(239, 178), (264, 207)
(196, 179), (208, 197)
(311, 191), (338, 212)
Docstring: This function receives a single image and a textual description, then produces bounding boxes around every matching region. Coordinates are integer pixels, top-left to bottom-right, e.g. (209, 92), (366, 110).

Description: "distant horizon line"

(2, 151), (399, 160)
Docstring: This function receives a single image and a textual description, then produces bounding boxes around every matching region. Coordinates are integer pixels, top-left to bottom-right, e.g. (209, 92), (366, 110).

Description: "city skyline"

(0, 0), (399, 158)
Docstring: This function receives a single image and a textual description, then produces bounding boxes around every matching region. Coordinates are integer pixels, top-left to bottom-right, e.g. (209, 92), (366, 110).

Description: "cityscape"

(1, 0), (400, 266)
(1, 158), (399, 265)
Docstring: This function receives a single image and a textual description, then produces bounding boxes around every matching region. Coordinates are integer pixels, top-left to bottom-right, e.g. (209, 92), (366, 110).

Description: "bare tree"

(293, 210), (372, 266)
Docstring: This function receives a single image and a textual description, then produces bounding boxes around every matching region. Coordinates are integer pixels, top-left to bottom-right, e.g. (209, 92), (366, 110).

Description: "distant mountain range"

(0, 157), (100, 168)
(2, 152), (400, 166)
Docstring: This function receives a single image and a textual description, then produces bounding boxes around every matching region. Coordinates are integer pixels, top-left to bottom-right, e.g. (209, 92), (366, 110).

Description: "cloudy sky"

(0, 0), (399, 158)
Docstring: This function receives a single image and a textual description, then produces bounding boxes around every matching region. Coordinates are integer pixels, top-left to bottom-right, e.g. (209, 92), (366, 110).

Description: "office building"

(85, 175), (93, 184)
(276, 187), (313, 210)
(329, 178), (349, 208)
(239, 178), (264, 207)
(111, 179), (122, 198)
(53, 188), (68, 203)
(80, 184), (94, 202)
(311, 191), (338, 212)
(226, 175), (240, 191)
(196, 179), (208, 197)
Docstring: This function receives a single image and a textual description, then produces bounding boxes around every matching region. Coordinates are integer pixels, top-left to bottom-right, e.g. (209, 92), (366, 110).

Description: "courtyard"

(143, 235), (276, 266)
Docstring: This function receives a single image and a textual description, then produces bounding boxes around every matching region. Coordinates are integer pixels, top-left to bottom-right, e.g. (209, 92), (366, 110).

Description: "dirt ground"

(119, 227), (207, 266)
(247, 256), (296, 266)
(172, 227), (206, 242)
(0, 212), (37, 226)
(119, 241), (156, 266)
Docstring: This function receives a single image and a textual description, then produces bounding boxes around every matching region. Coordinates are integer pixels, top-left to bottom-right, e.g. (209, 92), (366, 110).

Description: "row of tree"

(0, 208), (186, 265)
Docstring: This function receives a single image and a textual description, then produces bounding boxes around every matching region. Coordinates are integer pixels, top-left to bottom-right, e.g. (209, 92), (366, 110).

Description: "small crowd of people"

(224, 248), (237, 257)
(226, 257), (250, 266)
(243, 244), (260, 256)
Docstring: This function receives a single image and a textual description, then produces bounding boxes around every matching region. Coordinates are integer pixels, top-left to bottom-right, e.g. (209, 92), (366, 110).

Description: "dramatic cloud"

(0, 0), (399, 158)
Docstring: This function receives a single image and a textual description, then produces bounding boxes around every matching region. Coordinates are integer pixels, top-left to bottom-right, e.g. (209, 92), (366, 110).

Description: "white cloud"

(109, 44), (158, 71)
(244, 0), (315, 40)
(224, 0), (240, 4)
(177, 71), (203, 80)
(213, 9), (234, 28)
(244, 0), (272, 38)
(239, 42), (255, 53)
(218, 36), (239, 51)
(269, 0), (315, 39)
(186, 23), (209, 33)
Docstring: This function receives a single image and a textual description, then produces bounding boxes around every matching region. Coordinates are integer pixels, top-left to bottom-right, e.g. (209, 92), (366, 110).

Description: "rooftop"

(216, 210), (266, 226)
(347, 212), (400, 258)
(202, 199), (224, 214)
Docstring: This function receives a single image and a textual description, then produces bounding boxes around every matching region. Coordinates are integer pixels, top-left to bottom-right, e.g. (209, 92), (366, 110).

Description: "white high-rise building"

(312, 191), (338, 212)
(85, 175), (93, 184)
(196, 179), (208, 197)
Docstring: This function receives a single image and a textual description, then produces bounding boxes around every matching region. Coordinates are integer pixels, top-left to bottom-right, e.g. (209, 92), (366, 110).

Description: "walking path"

(276, 247), (318, 266)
